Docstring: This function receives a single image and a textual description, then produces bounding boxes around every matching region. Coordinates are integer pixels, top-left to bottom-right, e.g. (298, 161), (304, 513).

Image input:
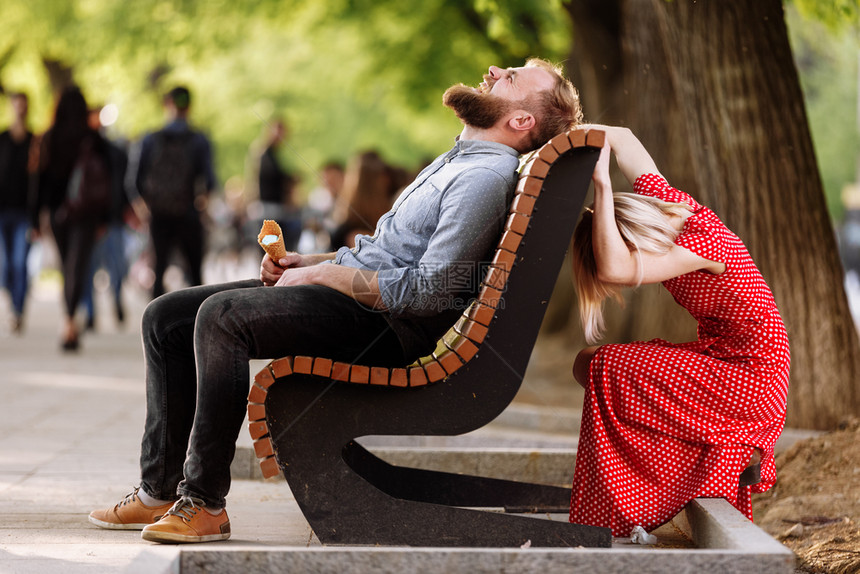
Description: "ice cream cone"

(258, 220), (288, 261)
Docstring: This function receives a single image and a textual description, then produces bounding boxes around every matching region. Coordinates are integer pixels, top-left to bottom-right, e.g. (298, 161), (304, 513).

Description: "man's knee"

(142, 290), (195, 345)
(195, 291), (245, 342)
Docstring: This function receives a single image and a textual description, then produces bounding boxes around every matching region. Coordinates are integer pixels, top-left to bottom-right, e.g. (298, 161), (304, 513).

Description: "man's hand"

(260, 252), (304, 286)
(260, 251), (338, 286)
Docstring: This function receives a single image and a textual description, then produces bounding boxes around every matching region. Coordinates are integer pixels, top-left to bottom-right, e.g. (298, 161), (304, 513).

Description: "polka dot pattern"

(569, 174), (791, 537)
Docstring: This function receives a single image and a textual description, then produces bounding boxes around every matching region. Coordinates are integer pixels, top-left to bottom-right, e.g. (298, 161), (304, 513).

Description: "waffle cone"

(257, 220), (288, 260)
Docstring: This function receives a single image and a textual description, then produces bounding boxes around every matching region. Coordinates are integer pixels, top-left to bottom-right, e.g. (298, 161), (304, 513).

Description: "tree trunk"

(623, 0), (860, 430)
(545, 0), (697, 344)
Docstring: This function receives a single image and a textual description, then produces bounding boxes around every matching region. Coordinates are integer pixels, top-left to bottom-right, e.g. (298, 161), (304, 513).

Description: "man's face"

(479, 65), (555, 101)
(443, 65), (554, 130)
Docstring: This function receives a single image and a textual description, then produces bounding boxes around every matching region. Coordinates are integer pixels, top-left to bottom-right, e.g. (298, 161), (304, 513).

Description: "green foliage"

(0, 0), (571, 194)
(791, 0), (860, 30)
(786, 3), (860, 221)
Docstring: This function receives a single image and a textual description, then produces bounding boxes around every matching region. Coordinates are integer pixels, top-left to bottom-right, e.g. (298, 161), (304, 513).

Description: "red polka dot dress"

(569, 174), (791, 537)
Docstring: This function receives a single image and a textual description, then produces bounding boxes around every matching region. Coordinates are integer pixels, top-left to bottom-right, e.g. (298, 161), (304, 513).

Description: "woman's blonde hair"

(571, 192), (690, 344)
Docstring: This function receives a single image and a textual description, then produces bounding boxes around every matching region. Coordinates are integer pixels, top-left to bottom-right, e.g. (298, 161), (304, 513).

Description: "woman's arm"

(585, 124), (660, 186)
(590, 138), (725, 285)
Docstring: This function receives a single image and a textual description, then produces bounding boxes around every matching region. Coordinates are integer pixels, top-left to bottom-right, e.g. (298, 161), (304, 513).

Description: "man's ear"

(507, 110), (536, 133)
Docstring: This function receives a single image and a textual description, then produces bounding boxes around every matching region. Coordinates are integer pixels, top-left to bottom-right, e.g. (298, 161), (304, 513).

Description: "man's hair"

(165, 86), (191, 110)
(523, 58), (583, 150)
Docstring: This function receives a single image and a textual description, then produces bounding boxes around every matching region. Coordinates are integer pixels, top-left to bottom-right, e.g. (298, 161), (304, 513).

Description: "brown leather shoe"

(89, 488), (174, 530)
(739, 448), (763, 487)
(141, 496), (231, 544)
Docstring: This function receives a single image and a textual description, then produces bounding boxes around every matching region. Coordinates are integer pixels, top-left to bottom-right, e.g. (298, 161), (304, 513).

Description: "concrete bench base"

(129, 498), (794, 574)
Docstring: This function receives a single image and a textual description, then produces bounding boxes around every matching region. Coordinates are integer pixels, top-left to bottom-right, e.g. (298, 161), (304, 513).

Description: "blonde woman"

(569, 125), (790, 537)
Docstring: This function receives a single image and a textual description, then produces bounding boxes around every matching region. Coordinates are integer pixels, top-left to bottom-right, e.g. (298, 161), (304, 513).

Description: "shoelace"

(166, 496), (205, 522)
(118, 487), (141, 508)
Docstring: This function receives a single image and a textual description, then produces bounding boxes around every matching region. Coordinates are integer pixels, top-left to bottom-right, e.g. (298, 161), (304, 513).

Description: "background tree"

(562, 0), (860, 430)
(0, 0), (857, 428)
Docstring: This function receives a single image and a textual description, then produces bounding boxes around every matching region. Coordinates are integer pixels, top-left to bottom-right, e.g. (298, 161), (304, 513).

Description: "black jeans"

(139, 280), (406, 508)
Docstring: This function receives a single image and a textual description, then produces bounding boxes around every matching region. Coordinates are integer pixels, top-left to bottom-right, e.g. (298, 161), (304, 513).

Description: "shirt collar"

(451, 138), (520, 158)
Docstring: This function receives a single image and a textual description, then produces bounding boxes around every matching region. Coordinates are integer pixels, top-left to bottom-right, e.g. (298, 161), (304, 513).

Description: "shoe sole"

(141, 530), (231, 544)
(88, 515), (152, 530)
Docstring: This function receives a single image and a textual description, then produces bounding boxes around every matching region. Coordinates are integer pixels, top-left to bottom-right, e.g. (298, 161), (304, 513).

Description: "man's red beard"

(442, 84), (514, 129)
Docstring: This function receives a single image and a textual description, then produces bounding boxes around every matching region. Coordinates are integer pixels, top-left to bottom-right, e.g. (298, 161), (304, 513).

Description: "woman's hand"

(592, 141), (612, 188)
(583, 124), (661, 186)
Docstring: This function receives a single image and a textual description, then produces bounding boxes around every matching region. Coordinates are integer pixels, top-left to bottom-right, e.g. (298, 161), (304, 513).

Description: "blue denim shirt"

(334, 139), (519, 359)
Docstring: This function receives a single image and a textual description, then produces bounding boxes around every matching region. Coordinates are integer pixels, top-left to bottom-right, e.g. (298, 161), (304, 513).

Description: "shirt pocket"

(395, 181), (442, 234)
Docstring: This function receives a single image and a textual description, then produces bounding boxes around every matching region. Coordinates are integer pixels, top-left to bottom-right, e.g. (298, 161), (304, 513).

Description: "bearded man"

(89, 59), (582, 544)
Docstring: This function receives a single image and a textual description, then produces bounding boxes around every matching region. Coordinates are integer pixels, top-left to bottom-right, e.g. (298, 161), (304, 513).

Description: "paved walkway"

(0, 271), (584, 573)
(0, 275), (322, 573)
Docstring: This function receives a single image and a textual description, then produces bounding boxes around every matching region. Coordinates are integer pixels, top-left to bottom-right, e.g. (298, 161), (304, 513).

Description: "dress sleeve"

(634, 173), (702, 212)
(634, 173), (726, 263)
(675, 216), (727, 264)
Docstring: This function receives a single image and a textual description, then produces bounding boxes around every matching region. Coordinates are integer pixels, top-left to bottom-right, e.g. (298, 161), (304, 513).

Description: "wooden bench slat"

(408, 366), (428, 387)
(253, 437), (275, 458)
(511, 194), (536, 216)
(254, 366), (275, 388)
(586, 129), (606, 148)
(247, 402), (266, 422)
(350, 365), (370, 384)
(248, 383), (268, 404)
(536, 144), (559, 164)
(271, 357), (293, 379)
(522, 156), (551, 179)
(455, 318), (489, 344)
(331, 362), (351, 381)
(312, 357), (333, 378)
(515, 176), (543, 197)
(423, 360), (447, 383)
(259, 456), (280, 479)
(434, 349), (464, 375)
(492, 249), (516, 271)
(568, 129), (586, 148)
(549, 132), (573, 154)
(248, 420), (269, 441)
(465, 302), (495, 326)
(449, 337), (479, 363)
(370, 366), (390, 386)
(478, 285), (504, 308)
(505, 212), (529, 235)
(293, 356), (313, 374)
(498, 230), (523, 253)
(390, 368), (408, 387)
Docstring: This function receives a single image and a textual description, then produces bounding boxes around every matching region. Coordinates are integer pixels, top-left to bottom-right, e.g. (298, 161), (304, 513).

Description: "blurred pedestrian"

(81, 106), (130, 329)
(330, 151), (407, 249)
(0, 92), (34, 334)
(300, 160), (344, 252)
(127, 86), (216, 299)
(32, 86), (114, 350)
(246, 118), (300, 251)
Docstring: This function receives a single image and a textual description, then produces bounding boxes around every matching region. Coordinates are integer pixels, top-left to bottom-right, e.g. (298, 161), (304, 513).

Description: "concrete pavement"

(0, 274), (323, 573)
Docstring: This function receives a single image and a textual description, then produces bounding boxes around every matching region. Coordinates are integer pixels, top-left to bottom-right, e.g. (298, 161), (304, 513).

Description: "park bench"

(246, 128), (611, 547)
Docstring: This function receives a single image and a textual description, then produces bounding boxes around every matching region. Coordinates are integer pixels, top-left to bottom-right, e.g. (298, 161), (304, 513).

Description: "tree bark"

(622, 0), (860, 429)
(551, 0), (697, 344)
